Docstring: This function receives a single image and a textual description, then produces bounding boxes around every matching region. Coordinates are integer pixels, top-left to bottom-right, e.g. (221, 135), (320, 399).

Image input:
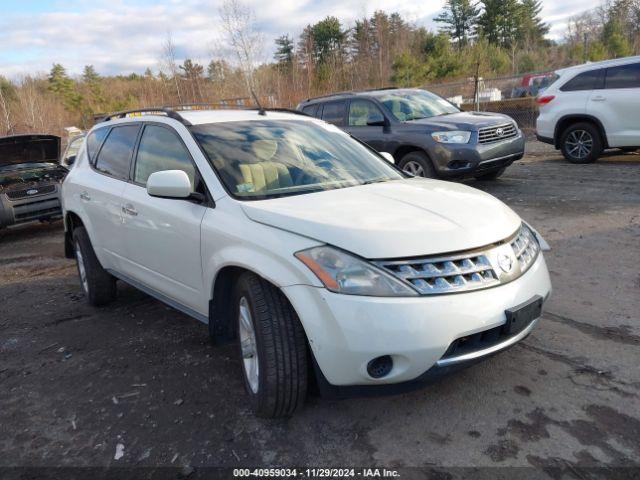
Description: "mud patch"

(545, 311), (640, 347)
(485, 439), (519, 462)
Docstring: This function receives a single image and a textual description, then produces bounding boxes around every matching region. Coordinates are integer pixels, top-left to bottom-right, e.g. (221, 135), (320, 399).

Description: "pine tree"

(434, 0), (480, 48)
(274, 35), (294, 66)
(519, 0), (549, 46)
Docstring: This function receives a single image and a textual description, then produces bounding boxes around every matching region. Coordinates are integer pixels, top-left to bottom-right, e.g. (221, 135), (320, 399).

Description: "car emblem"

(495, 127), (505, 137)
(26, 189), (38, 195)
(498, 253), (514, 273)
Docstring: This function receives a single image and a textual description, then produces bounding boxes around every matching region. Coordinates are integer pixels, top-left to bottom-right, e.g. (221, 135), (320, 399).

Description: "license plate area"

(504, 295), (543, 335)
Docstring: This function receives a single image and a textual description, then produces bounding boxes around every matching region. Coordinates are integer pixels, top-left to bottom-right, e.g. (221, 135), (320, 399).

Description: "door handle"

(122, 204), (138, 216)
(591, 96), (606, 101)
(79, 191), (91, 201)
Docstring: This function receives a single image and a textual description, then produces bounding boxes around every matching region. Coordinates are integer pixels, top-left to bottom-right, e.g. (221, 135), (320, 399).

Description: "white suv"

(536, 56), (640, 163)
(62, 107), (552, 417)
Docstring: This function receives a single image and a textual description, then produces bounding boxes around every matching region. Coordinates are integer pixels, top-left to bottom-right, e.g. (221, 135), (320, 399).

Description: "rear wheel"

(560, 122), (602, 164)
(234, 272), (308, 418)
(72, 227), (117, 306)
(398, 151), (436, 178)
(475, 167), (506, 181)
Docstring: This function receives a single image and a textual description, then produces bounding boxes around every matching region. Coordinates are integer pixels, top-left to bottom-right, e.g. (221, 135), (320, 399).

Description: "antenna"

(250, 89), (266, 116)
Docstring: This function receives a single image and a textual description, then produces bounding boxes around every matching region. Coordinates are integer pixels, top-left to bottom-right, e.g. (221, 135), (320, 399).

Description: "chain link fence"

(424, 71), (556, 138)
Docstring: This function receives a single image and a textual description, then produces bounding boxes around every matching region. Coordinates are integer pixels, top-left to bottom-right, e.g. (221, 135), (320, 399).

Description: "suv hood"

(0, 134), (61, 168)
(240, 178), (521, 259)
(408, 111), (514, 131)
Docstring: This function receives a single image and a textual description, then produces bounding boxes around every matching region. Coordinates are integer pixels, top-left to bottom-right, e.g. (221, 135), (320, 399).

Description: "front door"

(344, 99), (389, 153)
(119, 123), (207, 314)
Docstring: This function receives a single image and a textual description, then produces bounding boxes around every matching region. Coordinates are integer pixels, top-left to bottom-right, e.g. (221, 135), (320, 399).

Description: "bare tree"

(162, 33), (184, 104)
(219, 0), (264, 96)
(16, 76), (45, 131)
(0, 80), (14, 135)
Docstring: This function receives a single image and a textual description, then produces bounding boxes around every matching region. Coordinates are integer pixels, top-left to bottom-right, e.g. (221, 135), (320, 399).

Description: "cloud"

(0, 0), (604, 78)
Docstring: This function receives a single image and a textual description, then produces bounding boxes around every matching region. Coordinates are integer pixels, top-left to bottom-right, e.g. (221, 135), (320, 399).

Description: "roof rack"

(96, 104), (309, 126)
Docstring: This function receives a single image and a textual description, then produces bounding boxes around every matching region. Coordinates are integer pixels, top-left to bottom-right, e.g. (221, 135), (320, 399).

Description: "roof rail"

(304, 86), (401, 103)
(95, 104), (310, 126)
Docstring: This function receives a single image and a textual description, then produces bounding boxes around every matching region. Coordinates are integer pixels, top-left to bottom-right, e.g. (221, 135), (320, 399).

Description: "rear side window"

(301, 104), (318, 117)
(134, 125), (195, 186)
(560, 69), (604, 92)
(95, 125), (140, 180)
(86, 128), (109, 165)
(605, 63), (640, 89)
(320, 101), (346, 126)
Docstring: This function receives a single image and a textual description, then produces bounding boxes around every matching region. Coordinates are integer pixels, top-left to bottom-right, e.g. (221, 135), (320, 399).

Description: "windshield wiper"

(361, 177), (394, 185)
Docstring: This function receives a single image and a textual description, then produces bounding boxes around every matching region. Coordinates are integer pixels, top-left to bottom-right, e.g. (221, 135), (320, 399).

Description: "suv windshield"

(190, 120), (403, 200)
(372, 89), (459, 121)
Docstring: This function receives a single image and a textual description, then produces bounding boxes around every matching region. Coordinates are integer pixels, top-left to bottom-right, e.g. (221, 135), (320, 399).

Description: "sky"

(0, 0), (603, 78)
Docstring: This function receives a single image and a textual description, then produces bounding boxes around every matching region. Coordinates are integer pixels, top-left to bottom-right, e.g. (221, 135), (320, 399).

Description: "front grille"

(375, 224), (540, 295)
(478, 123), (518, 144)
(511, 224), (539, 271)
(5, 184), (56, 200)
(12, 198), (62, 221)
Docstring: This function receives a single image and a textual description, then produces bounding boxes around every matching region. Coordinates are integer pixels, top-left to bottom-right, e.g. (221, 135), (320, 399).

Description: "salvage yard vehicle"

(0, 134), (66, 229)
(536, 55), (640, 163)
(61, 106), (551, 417)
(297, 88), (525, 180)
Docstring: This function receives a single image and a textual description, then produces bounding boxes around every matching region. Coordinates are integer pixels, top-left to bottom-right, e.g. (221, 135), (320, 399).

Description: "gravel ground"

(0, 147), (639, 476)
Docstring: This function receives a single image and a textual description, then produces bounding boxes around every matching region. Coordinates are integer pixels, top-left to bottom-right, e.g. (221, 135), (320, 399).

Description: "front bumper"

(430, 131), (525, 177)
(0, 186), (63, 228)
(282, 253), (551, 389)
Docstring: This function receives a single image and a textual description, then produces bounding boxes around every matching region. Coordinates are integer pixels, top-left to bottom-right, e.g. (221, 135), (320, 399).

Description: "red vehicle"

(512, 73), (557, 98)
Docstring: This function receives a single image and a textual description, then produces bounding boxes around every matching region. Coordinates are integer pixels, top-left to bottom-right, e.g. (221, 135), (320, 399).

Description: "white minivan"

(62, 107), (552, 417)
(536, 56), (640, 163)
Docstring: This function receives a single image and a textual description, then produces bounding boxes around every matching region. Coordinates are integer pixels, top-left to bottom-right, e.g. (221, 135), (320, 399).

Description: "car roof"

(556, 55), (640, 75)
(301, 87), (415, 105)
(93, 108), (317, 129)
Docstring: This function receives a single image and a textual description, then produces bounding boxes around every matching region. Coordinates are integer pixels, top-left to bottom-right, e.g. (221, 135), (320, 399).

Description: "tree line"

(0, 0), (638, 138)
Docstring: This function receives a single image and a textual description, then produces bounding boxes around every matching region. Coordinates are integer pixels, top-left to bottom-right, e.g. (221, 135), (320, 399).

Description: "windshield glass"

(190, 120), (403, 200)
(372, 89), (459, 121)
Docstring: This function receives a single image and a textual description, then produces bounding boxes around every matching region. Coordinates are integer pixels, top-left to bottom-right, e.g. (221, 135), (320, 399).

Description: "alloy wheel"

(402, 160), (425, 177)
(75, 241), (89, 294)
(238, 296), (259, 394)
(565, 130), (593, 160)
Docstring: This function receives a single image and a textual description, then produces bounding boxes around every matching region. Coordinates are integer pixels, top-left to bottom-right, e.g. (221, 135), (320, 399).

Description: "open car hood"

(240, 178), (522, 259)
(0, 134), (61, 168)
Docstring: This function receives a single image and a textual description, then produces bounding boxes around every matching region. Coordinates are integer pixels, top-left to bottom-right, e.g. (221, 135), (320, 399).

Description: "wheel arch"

(64, 210), (85, 258)
(393, 145), (432, 164)
(554, 115), (608, 149)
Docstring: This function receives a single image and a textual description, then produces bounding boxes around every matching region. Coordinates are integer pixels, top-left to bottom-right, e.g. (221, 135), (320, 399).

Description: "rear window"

(320, 101), (346, 126)
(94, 125), (140, 180)
(86, 128), (109, 165)
(605, 63), (640, 89)
(560, 69), (605, 92)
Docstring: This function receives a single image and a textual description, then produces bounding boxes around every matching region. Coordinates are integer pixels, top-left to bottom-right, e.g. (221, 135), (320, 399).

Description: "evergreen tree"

(48, 64), (83, 112)
(434, 0), (480, 48)
(274, 35), (294, 66)
(519, 0), (549, 46)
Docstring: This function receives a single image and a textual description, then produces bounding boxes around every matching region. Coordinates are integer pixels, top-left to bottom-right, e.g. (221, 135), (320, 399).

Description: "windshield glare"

(375, 89), (459, 121)
(190, 120), (403, 200)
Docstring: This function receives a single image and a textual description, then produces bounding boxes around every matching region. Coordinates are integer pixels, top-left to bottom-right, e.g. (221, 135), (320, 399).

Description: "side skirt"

(106, 269), (209, 324)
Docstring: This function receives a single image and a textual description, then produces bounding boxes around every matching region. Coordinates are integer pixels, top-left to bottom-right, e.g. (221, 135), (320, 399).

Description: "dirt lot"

(1, 148), (639, 475)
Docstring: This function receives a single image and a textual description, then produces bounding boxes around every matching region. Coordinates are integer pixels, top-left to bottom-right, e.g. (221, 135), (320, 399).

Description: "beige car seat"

(238, 140), (293, 193)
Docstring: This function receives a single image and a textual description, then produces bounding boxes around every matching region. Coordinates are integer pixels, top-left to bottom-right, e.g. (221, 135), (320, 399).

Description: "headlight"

(431, 131), (471, 144)
(295, 246), (418, 297)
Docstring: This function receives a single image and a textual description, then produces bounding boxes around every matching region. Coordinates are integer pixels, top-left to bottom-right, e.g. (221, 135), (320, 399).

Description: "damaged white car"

(61, 107), (552, 417)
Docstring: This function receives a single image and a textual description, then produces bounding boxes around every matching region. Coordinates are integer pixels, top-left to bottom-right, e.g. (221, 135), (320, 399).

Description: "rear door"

(319, 100), (347, 127)
(589, 62), (640, 147)
(560, 68), (604, 119)
(82, 124), (139, 270)
(119, 123), (208, 314)
(344, 99), (389, 152)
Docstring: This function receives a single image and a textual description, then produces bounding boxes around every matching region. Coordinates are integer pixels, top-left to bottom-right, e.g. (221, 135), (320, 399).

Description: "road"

(1, 149), (639, 475)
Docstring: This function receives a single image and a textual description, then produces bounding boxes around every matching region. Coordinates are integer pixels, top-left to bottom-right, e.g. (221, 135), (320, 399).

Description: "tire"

(475, 167), (506, 181)
(560, 122), (603, 164)
(72, 227), (117, 306)
(398, 151), (436, 178)
(234, 272), (308, 417)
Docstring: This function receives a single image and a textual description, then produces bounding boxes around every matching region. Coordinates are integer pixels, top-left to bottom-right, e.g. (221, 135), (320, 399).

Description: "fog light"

(447, 160), (471, 169)
(367, 355), (393, 378)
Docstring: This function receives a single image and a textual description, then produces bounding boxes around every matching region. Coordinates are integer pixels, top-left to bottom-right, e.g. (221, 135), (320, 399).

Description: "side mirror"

(147, 170), (192, 199)
(379, 152), (395, 164)
(66, 155), (76, 166)
(366, 115), (387, 127)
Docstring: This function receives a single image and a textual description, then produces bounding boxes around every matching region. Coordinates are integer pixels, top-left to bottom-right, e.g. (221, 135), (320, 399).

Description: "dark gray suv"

(297, 88), (525, 180)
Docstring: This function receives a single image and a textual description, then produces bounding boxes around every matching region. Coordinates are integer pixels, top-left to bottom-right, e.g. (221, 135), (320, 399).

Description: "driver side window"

(348, 100), (384, 126)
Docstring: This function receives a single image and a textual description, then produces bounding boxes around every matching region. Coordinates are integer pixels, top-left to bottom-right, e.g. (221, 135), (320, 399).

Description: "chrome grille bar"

(478, 123), (518, 144)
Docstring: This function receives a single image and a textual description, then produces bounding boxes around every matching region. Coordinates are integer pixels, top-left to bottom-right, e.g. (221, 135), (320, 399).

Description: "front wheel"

(234, 272), (308, 418)
(560, 123), (602, 164)
(398, 151), (436, 178)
